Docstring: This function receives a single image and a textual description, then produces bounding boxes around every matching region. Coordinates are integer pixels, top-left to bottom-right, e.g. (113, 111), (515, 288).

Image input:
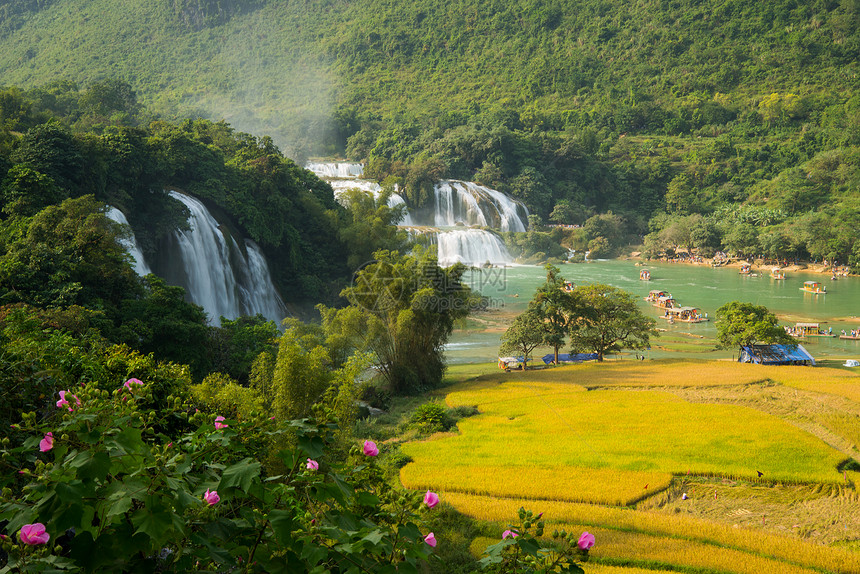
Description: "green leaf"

(107, 426), (147, 456)
(268, 509), (295, 545)
(72, 450), (111, 481)
(130, 502), (173, 542)
(217, 457), (261, 493)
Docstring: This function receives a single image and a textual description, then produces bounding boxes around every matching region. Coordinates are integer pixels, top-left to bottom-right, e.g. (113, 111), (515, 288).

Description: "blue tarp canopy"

(738, 344), (815, 366)
(542, 353), (599, 364)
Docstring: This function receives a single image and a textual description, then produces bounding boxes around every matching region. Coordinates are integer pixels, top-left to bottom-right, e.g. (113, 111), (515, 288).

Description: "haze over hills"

(1, 0), (859, 264)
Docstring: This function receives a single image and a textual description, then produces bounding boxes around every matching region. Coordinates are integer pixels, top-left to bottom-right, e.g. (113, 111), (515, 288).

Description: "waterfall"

(105, 207), (152, 276)
(162, 191), (286, 325)
(316, 166), (415, 225)
(435, 229), (513, 267)
(308, 163), (528, 267)
(306, 162), (364, 179)
(429, 181), (529, 232)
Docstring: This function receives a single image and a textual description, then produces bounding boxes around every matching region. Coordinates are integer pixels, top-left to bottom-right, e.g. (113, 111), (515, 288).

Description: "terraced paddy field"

(401, 360), (860, 573)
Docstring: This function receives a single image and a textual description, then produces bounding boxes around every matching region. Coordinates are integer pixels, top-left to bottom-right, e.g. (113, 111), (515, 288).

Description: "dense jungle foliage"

(2, 0), (858, 264)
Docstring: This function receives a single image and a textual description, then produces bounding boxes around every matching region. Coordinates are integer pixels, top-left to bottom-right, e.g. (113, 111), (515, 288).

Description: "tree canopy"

(715, 301), (797, 349)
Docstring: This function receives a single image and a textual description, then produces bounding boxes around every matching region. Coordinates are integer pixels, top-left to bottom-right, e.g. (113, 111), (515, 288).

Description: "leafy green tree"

(0, 164), (66, 217)
(330, 247), (476, 394)
(9, 121), (82, 194)
(530, 264), (577, 363)
(0, 195), (140, 311)
(715, 301), (796, 349)
(499, 308), (545, 370)
(337, 187), (409, 270)
(207, 314), (279, 384)
(270, 321), (333, 420)
(567, 284), (657, 361)
(117, 275), (212, 378)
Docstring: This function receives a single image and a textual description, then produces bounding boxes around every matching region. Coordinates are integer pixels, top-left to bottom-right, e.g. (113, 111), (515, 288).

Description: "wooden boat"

(739, 263), (751, 275)
(793, 322), (835, 337)
(639, 269), (651, 281)
(663, 306), (709, 323)
(800, 281), (826, 294)
(770, 268), (785, 280)
(645, 290), (669, 303)
(839, 335), (860, 340)
(654, 296), (677, 310)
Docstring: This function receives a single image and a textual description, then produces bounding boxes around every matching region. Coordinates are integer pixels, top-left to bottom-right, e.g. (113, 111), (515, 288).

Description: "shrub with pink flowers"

(479, 508), (590, 573)
(0, 378), (439, 572)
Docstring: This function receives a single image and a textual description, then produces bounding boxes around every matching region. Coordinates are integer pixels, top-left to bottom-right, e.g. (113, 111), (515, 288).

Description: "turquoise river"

(445, 260), (860, 365)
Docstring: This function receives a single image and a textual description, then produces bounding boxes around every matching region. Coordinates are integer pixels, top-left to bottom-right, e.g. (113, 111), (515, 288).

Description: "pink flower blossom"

(39, 432), (54, 452)
(423, 491), (439, 509)
(203, 489), (220, 506)
(19, 523), (50, 545)
(214, 416), (228, 430)
(306, 458), (319, 471)
(362, 440), (379, 456)
(502, 529), (518, 539)
(577, 531), (595, 551)
(123, 378), (144, 391)
(424, 532), (437, 547)
(56, 390), (79, 412)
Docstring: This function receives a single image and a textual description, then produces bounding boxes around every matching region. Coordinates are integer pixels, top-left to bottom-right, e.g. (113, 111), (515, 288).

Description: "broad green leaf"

(217, 457), (261, 493)
(268, 509), (295, 545)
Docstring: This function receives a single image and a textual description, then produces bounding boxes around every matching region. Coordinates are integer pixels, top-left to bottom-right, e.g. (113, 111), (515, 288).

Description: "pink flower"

(19, 523), (50, 545)
(123, 378), (144, 391)
(424, 532), (437, 547)
(56, 390), (79, 412)
(502, 529), (518, 539)
(203, 489), (220, 506)
(423, 490), (439, 509)
(577, 531), (595, 551)
(214, 416), (228, 430)
(362, 440), (379, 456)
(39, 432), (54, 452)
(306, 458), (319, 471)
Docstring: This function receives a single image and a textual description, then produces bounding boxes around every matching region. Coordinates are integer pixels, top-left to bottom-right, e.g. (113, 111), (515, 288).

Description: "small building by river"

(738, 344), (815, 366)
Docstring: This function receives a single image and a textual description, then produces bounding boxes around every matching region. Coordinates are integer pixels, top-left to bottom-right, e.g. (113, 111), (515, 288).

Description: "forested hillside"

(1, 0), (859, 264)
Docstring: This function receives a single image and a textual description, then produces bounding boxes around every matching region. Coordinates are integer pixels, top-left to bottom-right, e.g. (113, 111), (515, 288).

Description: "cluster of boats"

(739, 264), (786, 280)
(645, 290), (709, 323)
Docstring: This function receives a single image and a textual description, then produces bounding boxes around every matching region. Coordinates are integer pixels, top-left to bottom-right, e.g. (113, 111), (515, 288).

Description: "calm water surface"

(446, 260), (860, 364)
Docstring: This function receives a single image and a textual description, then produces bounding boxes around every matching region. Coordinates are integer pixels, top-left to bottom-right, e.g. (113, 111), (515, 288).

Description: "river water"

(446, 260), (860, 364)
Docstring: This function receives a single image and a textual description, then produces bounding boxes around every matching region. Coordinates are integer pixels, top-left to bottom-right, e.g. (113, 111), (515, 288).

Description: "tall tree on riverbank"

(322, 247), (478, 394)
(530, 264), (578, 364)
(715, 301), (796, 349)
(567, 284), (657, 361)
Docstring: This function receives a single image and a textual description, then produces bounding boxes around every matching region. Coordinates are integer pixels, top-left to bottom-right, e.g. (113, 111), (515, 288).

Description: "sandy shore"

(627, 253), (853, 276)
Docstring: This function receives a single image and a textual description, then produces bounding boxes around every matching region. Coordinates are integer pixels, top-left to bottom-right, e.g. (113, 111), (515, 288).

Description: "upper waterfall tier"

(306, 162), (364, 179)
(328, 179), (414, 226)
(416, 180), (529, 232)
(158, 191), (286, 326)
(105, 207), (152, 276)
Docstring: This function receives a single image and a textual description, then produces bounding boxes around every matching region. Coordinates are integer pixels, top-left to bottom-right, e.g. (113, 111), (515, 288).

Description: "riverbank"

(626, 252), (854, 277)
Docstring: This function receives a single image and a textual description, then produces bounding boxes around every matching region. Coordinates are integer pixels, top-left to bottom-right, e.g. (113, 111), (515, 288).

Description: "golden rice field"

(402, 360), (860, 573)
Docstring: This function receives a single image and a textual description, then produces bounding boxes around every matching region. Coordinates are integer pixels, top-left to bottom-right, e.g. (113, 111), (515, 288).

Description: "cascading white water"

(165, 191), (286, 325)
(324, 173), (414, 225)
(435, 229), (513, 267)
(430, 181), (528, 232)
(308, 163), (529, 267)
(306, 162), (364, 179)
(105, 207), (152, 276)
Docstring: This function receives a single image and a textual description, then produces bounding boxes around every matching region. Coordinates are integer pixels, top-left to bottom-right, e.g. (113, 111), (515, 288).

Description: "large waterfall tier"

(306, 162), (364, 179)
(432, 229), (514, 267)
(326, 178), (415, 226)
(159, 191), (286, 326)
(421, 180), (529, 232)
(105, 207), (152, 276)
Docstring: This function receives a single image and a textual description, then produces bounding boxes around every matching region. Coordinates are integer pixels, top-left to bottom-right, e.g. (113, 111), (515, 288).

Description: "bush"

(410, 401), (453, 433)
(0, 379), (439, 572)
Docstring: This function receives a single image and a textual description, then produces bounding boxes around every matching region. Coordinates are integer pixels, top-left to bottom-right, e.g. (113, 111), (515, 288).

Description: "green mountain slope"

(2, 0), (860, 264)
